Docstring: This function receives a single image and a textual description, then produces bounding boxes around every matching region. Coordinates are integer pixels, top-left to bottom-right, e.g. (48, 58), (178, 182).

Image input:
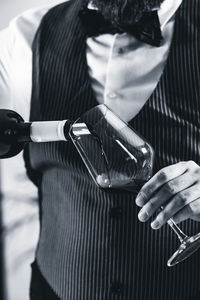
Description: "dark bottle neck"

(0, 109), (73, 159)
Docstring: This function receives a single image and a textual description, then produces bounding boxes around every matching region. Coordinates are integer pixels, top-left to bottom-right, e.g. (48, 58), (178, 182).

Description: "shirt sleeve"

(0, 27), (13, 110)
(0, 4), (62, 120)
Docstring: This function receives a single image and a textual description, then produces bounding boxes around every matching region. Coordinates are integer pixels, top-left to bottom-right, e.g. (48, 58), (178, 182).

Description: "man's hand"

(135, 161), (200, 229)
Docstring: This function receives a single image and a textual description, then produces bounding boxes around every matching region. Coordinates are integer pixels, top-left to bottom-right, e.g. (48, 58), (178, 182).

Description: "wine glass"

(69, 104), (200, 267)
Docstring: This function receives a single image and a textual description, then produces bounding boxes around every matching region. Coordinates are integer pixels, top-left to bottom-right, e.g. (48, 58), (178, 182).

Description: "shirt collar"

(88, 0), (183, 31)
(158, 0), (182, 30)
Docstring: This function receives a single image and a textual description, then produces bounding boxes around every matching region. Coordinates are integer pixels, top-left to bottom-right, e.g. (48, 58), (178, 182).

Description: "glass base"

(167, 232), (200, 267)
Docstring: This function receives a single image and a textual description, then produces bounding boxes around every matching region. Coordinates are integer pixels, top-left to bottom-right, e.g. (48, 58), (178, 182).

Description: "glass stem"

(167, 218), (188, 243)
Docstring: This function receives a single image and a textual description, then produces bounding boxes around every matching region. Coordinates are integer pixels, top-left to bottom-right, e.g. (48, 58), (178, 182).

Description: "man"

(0, 0), (200, 299)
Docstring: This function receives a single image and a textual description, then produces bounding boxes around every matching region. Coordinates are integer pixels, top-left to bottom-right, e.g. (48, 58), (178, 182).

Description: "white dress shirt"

(0, 0), (182, 122)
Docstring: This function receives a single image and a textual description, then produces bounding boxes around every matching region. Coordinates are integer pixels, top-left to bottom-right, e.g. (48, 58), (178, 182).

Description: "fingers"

(173, 198), (200, 224)
(135, 161), (190, 207)
(150, 185), (200, 229)
(135, 161), (200, 229)
(137, 171), (195, 223)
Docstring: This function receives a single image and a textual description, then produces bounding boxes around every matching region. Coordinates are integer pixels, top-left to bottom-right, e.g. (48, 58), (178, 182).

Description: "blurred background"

(0, 1), (64, 300)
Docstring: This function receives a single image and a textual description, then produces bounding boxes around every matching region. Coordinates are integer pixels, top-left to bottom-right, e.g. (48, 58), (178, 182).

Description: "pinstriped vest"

(26, 0), (200, 299)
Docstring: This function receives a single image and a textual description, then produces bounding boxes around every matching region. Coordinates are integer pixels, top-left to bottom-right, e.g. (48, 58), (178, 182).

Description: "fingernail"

(135, 192), (145, 207)
(138, 210), (149, 222)
(151, 219), (161, 230)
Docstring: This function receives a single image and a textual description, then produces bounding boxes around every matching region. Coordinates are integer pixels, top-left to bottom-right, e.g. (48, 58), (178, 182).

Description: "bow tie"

(79, 8), (163, 47)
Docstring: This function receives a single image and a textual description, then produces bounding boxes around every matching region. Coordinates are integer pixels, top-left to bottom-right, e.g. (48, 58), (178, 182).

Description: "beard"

(85, 0), (164, 27)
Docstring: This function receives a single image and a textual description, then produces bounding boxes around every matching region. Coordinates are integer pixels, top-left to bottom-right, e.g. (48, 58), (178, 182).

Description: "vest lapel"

(31, 0), (98, 123)
(58, 0), (99, 114)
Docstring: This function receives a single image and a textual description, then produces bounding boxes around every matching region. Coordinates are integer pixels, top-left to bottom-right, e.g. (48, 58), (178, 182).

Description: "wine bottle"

(0, 109), (72, 159)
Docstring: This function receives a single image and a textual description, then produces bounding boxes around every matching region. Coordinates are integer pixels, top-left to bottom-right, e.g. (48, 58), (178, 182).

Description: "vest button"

(117, 47), (124, 55)
(110, 282), (123, 294)
(109, 207), (123, 219)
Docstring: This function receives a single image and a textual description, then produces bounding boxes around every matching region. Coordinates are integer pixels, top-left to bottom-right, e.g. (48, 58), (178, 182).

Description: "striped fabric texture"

(25, 0), (200, 299)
